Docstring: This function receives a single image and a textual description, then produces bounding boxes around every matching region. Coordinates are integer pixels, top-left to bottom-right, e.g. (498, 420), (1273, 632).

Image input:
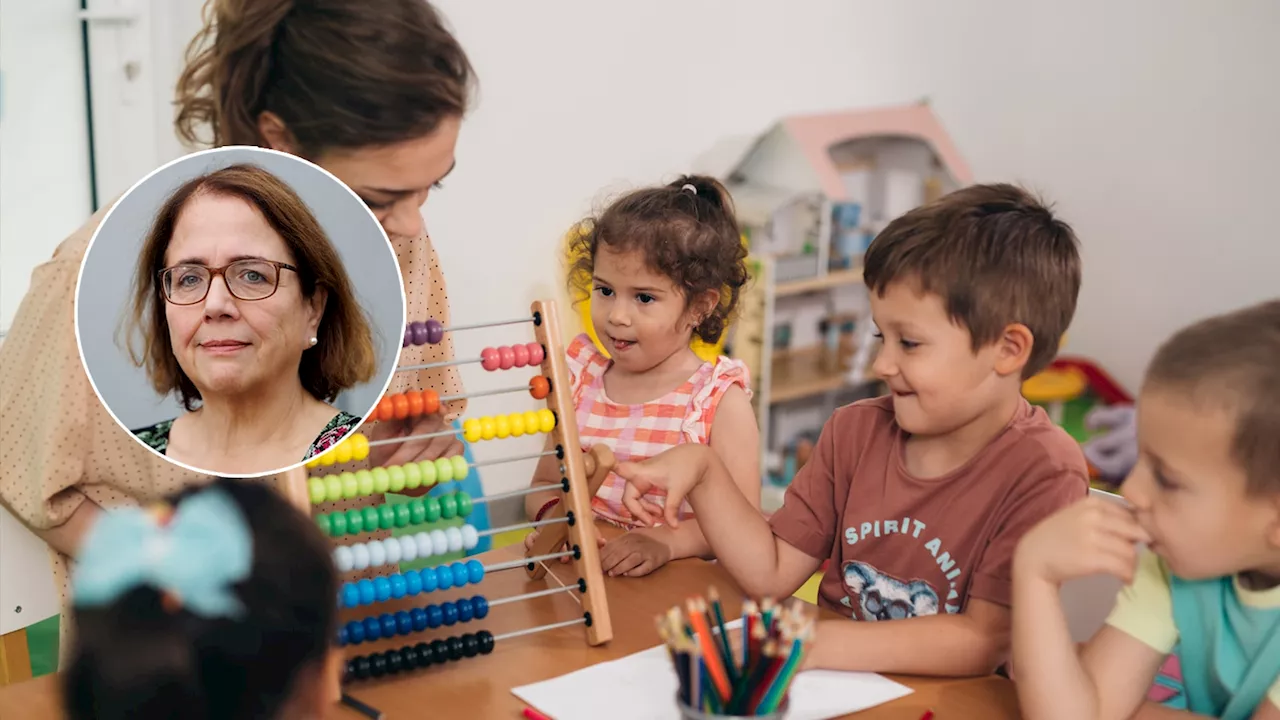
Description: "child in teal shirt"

(1012, 299), (1280, 720)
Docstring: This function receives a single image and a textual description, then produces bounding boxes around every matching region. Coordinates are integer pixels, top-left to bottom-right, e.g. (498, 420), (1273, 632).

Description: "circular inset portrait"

(76, 147), (404, 477)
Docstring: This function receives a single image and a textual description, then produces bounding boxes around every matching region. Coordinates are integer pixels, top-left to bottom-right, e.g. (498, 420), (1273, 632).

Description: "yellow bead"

(451, 455), (468, 481)
(317, 448), (337, 466)
(463, 418), (482, 443)
(306, 456), (322, 469)
(523, 410), (540, 434)
(538, 408), (557, 433)
(495, 414), (510, 439)
(480, 416), (497, 440)
(509, 412), (526, 437)
(334, 439), (353, 465)
(350, 433), (370, 461)
(419, 460), (438, 489)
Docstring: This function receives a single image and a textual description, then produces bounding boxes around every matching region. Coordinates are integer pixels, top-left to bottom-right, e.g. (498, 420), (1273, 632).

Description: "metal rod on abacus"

(472, 449), (558, 469)
(437, 316), (534, 333)
(469, 484), (561, 506)
(487, 584), (577, 608)
(476, 517), (568, 538)
(486, 549), (576, 573)
(365, 428), (460, 447)
(439, 383), (532, 403)
(494, 616), (588, 642)
(398, 357), (473, 372)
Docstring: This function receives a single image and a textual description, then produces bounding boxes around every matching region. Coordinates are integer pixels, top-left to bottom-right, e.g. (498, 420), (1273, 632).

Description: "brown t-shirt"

(770, 395), (1088, 620)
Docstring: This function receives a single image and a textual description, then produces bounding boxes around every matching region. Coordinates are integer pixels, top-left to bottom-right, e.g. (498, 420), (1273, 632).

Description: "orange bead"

(376, 396), (394, 422)
(392, 393), (409, 420)
(529, 376), (551, 400)
(406, 390), (424, 418)
(422, 389), (440, 415)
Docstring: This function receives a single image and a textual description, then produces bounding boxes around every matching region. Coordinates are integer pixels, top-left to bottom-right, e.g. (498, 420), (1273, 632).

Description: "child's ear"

(688, 289), (720, 328)
(992, 323), (1034, 377)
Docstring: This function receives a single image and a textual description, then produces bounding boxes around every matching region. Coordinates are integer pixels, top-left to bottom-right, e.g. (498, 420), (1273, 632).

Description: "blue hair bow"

(72, 487), (253, 619)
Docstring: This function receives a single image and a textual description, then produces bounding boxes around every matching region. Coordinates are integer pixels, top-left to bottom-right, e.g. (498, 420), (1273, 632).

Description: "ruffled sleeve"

(681, 355), (752, 444)
(565, 333), (608, 406)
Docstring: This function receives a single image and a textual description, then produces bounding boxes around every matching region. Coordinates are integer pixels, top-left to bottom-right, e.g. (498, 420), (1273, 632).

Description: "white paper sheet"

(511, 620), (913, 720)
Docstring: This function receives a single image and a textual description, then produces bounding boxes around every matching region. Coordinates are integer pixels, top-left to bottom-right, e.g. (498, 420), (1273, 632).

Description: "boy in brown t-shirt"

(616, 183), (1090, 677)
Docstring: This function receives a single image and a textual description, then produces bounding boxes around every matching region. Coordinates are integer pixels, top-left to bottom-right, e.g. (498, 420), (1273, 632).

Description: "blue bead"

(466, 559), (484, 584)
(457, 597), (474, 623)
(358, 579), (376, 606)
(363, 617), (381, 640)
(473, 595), (489, 619)
(380, 613), (397, 637)
(337, 625), (350, 646)
(410, 607), (428, 632)
(395, 611), (412, 634)
(405, 571), (423, 596)
(420, 568), (439, 593)
(451, 562), (468, 587)
(348, 620), (365, 645)
(342, 584), (360, 608)
(374, 577), (392, 602)
(426, 604), (443, 628)
(390, 574), (407, 599)
(442, 601), (459, 626)
(435, 566), (453, 590)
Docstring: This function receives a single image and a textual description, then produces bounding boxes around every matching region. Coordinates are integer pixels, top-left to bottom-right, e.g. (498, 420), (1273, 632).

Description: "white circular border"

(73, 145), (407, 479)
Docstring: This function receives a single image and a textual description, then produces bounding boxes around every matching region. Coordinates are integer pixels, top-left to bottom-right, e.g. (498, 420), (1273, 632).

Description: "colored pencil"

(341, 693), (384, 720)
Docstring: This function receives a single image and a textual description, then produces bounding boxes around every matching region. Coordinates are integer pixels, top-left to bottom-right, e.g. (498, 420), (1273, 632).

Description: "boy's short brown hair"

(863, 183), (1081, 378)
(1145, 299), (1280, 495)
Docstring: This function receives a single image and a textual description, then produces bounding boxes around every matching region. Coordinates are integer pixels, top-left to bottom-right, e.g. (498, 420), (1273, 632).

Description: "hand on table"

(615, 444), (708, 528)
(367, 413), (463, 497)
(1014, 495), (1151, 587)
(599, 530), (672, 577)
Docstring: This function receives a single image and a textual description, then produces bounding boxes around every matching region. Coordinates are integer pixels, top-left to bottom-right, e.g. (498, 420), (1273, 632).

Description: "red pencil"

(919, 710), (934, 720)
(523, 707), (552, 720)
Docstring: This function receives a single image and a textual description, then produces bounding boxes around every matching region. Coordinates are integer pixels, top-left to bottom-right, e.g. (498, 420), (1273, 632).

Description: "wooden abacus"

(279, 300), (613, 684)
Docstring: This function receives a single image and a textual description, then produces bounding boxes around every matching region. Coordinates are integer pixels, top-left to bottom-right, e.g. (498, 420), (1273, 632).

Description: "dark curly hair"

(567, 175), (749, 344)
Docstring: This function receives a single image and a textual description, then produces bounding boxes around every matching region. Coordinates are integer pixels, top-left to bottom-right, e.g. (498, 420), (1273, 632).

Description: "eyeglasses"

(159, 259), (299, 306)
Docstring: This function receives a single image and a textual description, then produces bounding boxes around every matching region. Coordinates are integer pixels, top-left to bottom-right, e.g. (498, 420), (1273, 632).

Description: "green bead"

(456, 492), (472, 518)
(324, 475), (343, 502)
(316, 513), (332, 536)
(440, 493), (458, 520)
(345, 509), (364, 535)
(435, 457), (453, 483)
(357, 470), (375, 497)
(451, 456), (468, 481)
(388, 466), (406, 493)
(424, 497), (441, 523)
(419, 461), (437, 488)
(394, 503), (411, 528)
(371, 468), (391, 494)
(308, 478), (326, 505)
(409, 498), (426, 525)
(330, 512), (348, 536)
(378, 505), (396, 530)
(403, 462), (422, 490)
(362, 506), (379, 531)
(341, 473), (359, 499)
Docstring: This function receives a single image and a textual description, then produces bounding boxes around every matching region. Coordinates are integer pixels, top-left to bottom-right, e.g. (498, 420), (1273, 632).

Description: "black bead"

(352, 656), (371, 680)
(462, 633), (479, 658)
(416, 641), (434, 668)
(402, 644), (420, 669)
(447, 635), (464, 661)
(369, 653), (387, 678)
(430, 639), (448, 663)
(478, 630), (495, 655)
(386, 649), (404, 674)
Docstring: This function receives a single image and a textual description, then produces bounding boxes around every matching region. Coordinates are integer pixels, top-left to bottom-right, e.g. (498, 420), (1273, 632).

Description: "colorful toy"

(281, 301), (614, 684)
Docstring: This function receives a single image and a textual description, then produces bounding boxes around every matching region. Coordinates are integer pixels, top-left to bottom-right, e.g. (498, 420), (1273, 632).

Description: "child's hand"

(599, 530), (672, 577)
(1015, 495), (1151, 587)
(615, 444), (709, 528)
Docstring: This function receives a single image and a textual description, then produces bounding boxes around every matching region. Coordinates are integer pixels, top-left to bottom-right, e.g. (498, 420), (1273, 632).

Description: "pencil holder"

(677, 695), (790, 720)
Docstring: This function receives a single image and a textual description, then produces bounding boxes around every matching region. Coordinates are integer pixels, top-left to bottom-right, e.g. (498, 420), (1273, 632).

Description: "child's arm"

(1012, 496), (1170, 720)
(602, 384), (761, 575)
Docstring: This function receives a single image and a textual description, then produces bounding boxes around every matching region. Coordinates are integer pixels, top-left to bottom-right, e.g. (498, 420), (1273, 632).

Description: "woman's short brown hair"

(125, 163), (377, 410)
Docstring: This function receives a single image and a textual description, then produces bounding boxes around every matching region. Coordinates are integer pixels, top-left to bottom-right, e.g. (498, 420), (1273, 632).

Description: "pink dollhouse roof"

(778, 103), (974, 201)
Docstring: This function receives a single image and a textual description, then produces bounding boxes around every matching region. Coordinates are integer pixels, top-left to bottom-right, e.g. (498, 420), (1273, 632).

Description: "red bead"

(422, 389), (440, 415)
(376, 397), (394, 422)
(526, 342), (545, 365)
(529, 376), (550, 400)
(512, 343), (530, 368)
(392, 394), (409, 420)
(406, 391), (424, 418)
(498, 345), (515, 370)
(480, 347), (500, 371)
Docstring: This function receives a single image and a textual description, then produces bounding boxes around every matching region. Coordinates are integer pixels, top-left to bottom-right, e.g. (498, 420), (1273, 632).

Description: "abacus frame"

(277, 299), (613, 652)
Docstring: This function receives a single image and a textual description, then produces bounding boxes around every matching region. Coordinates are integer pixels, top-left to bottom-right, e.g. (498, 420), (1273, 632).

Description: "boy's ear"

(992, 323), (1034, 377)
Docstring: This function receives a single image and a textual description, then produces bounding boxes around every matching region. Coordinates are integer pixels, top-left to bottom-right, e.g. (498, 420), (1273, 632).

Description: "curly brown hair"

(567, 175), (749, 344)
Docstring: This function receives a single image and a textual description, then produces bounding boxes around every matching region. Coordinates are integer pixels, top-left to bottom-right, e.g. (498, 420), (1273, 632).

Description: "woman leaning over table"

(0, 0), (476, 662)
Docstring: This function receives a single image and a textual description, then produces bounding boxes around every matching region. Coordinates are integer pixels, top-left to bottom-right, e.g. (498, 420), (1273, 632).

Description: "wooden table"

(0, 541), (1021, 719)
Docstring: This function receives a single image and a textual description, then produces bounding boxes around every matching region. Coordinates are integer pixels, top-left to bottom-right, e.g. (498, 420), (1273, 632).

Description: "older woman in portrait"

(125, 164), (376, 474)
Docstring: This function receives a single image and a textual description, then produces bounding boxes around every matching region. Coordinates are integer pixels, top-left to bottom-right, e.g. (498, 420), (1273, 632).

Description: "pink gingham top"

(566, 333), (752, 528)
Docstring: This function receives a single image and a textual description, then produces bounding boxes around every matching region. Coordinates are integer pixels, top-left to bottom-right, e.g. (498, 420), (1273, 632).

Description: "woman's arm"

(34, 501), (102, 558)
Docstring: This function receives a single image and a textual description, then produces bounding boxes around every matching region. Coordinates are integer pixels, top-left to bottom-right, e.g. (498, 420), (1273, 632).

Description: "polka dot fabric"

(0, 205), (463, 664)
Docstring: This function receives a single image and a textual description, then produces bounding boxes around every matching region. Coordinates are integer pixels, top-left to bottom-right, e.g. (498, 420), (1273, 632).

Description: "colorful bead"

(362, 618), (380, 641)
(435, 456), (453, 483)
(425, 318), (445, 345)
(350, 433), (370, 461)
(419, 568), (439, 593)
(351, 543), (370, 571)
(362, 506), (379, 531)
(395, 611), (412, 634)
(445, 526), (463, 553)
(388, 465), (406, 493)
(393, 503), (410, 528)
(529, 375), (551, 400)
(390, 574), (407, 599)
(456, 492), (473, 518)
(308, 477), (326, 505)
(527, 342), (545, 365)
(403, 462), (422, 490)
(342, 473), (359, 499)
(374, 577), (391, 602)
(371, 467), (391, 494)
(440, 494), (458, 519)
(358, 579), (375, 605)
(334, 438), (354, 464)
(402, 326), (412, 348)
(523, 410), (540, 434)
(435, 565), (453, 590)
(409, 499), (426, 525)
(461, 524), (479, 550)
(480, 347), (500, 371)
(383, 538), (401, 565)
(342, 584), (360, 608)
(367, 541), (385, 567)
(513, 343), (530, 367)
(510, 412), (526, 436)
(415, 532), (432, 558)
(494, 413), (510, 439)
(411, 607), (428, 631)
(324, 475), (343, 502)
(357, 471), (375, 497)
(330, 512), (348, 536)
(451, 455), (468, 480)
(410, 321), (428, 346)
(498, 345), (515, 370)
(426, 604), (443, 628)
(423, 389), (440, 415)
(538, 408), (556, 432)
(316, 513), (332, 536)
(480, 416), (496, 440)
(392, 393), (409, 420)
(457, 597), (474, 623)
(345, 509), (364, 535)
(334, 545), (353, 572)
(376, 396), (394, 422)
(430, 529), (449, 556)
(442, 602), (458, 626)
(381, 614), (397, 637)
(472, 595), (489, 619)
(418, 460), (438, 489)
(466, 559), (484, 584)
(462, 634), (480, 658)
(450, 561), (468, 587)
(463, 418), (482, 443)
(400, 535), (419, 562)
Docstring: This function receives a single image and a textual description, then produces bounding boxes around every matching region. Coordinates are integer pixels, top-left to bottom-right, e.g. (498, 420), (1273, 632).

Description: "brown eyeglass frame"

(158, 259), (300, 306)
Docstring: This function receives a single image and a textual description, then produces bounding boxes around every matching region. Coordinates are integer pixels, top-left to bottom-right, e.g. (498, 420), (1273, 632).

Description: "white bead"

(398, 535), (418, 562)
(351, 543), (370, 571)
(383, 537), (401, 564)
(334, 546), (354, 573)
(430, 529), (448, 556)
(367, 541), (386, 568)
(415, 532), (433, 558)
(461, 525), (479, 551)
(445, 526), (463, 553)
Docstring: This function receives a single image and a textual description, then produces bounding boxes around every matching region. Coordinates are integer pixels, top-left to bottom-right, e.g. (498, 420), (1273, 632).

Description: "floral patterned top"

(132, 411), (361, 461)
